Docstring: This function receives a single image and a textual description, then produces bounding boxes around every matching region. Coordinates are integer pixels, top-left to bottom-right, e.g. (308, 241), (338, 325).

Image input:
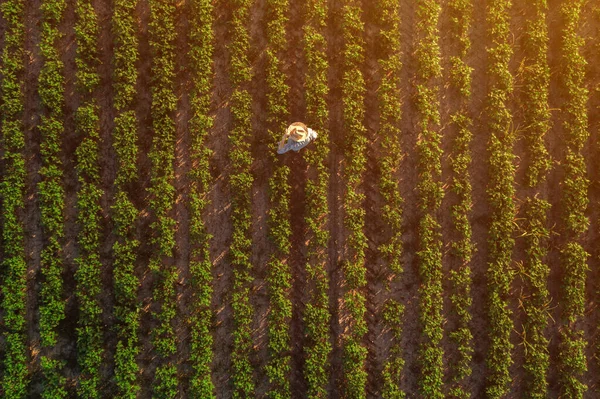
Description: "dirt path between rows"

(325, 0), (346, 396)
(23, 0), (43, 394)
(248, 0), (272, 396)
(135, 0), (156, 396)
(209, 1), (235, 397)
(361, 0), (388, 396)
(464, 0), (492, 395)
(173, 0), (193, 394)
(286, 1), (309, 396)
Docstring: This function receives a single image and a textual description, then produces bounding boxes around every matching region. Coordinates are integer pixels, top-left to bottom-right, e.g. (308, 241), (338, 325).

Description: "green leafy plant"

(111, 0), (142, 396)
(446, 0), (475, 397)
(557, 1), (589, 397)
(187, 0), (215, 397)
(376, 1), (405, 397)
(36, 0), (69, 397)
(227, 1), (256, 397)
(414, 1), (444, 397)
(484, 1), (516, 397)
(302, 1), (332, 397)
(74, 0), (104, 397)
(146, 0), (179, 397)
(0, 1), (29, 396)
(519, 1), (551, 398)
(340, 1), (368, 397)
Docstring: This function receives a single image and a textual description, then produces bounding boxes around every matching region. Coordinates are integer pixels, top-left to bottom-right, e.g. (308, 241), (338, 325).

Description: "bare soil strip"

(361, 0), (388, 396)
(463, 0), (493, 395)
(24, 0), (43, 393)
(545, 2), (565, 394)
(325, 1), (346, 395)
(173, 0), (192, 394)
(94, 0), (119, 393)
(248, 0), (271, 396)
(395, 0), (422, 395)
(208, 1), (235, 396)
(286, 1), (310, 396)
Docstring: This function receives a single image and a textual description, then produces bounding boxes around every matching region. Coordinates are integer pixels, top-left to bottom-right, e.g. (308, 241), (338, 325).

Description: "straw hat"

(287, 123), (308, 141)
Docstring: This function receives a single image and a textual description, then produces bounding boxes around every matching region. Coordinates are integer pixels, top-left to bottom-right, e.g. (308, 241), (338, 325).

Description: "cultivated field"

(0, 0), (599, 398)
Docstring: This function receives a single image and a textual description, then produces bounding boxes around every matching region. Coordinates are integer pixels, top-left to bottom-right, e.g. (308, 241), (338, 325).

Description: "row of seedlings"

(377, 0), (406, 397)
(557, 0), (590, 397)
(414, 0), (444, 397)
(340, 0), (368, 397)
(227, 0), (256, 396)
(302, 0), (332, 397)
(147, 0), (179, 396)
(264, 0), (293, 397)
(0, 0), (29, 396)
(74, 0), (104, 396)
(446, 0), (475, 397)
(484, 0), (516, 397)
(520, 0), (552, 397)
(187, 0), (215, 397)
(111, 0), (141, 396)
(37, 0), (68, 396)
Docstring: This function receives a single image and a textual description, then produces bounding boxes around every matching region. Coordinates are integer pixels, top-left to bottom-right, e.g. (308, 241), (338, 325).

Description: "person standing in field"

(277, 122), (318, 154)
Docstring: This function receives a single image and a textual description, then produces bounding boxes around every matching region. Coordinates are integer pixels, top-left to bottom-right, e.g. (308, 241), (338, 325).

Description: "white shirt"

(277, 128), (318, 154)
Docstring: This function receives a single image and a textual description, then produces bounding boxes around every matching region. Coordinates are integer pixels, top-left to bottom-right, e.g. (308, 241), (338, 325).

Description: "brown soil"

(173, 1), (192, 395)
(464, 1), (493, 396)
(208, 1), (235, 397)
(23, 0), (43, 395)
(286, 0), (309, 396)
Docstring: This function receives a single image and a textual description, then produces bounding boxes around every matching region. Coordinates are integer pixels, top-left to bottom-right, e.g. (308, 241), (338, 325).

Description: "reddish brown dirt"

(286, 1), (309, 396)
(208, 1), (235, 397)
(325, 1), (346, 396)
(173, 0), (193, 394)
(361, 1), (388, 397)
(94, 0), (119, 393)
(394, 0), (422, 395)
(546, 0), (569, 395)
(23, 0), (43, 395)
(247, 0), (272, 396)
(458, 0), (491, 396)
(135, 0), (156, 396)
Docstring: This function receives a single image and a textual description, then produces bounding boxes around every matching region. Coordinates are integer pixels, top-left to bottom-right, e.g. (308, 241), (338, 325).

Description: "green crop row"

(187, 0), (215, 397)
(376, 1), (405, 398)
(0, 0), (29, 397)
(302, 0), (332, 397)
(341, 1), (368, 397)
(414, 0), (444, 397)
(227, 0), (255, 397)
(37, 0), (68, 397)
(520, 1), (551, 398)
(147, 0), (178, 396)
(447, 0), (474, 397)
(111, 0), (141, 396)
(74, 0), (104, 397)
(484, 0), (516, 397)
(558, 1), (589, 397)
(265, 0), (293, 397)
